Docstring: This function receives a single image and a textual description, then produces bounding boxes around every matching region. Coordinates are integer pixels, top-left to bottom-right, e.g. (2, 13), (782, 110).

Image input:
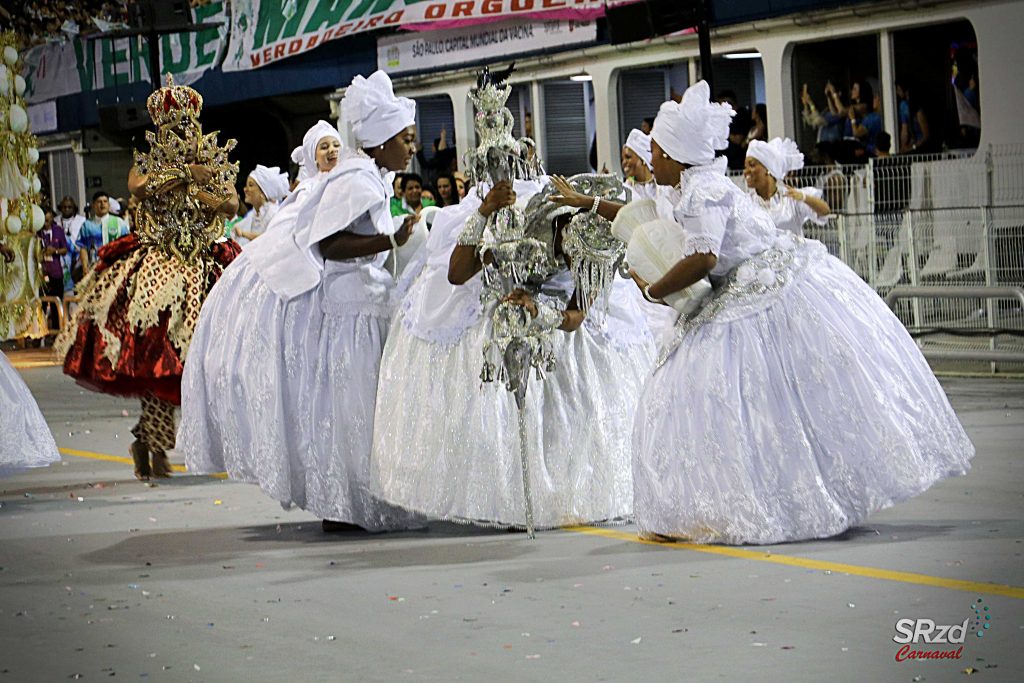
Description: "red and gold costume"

(55, 75), (240, 478)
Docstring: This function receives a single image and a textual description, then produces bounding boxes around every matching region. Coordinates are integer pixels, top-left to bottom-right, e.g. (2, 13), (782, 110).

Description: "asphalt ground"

(1, 352), (1022, 682)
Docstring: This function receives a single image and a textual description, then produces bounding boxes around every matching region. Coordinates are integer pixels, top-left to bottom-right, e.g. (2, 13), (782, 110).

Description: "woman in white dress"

(371, 176), (654, 529)
(622, 128), (658, 202)
(619, 128), (679, 336)
(744, 137), (831, 236)
(232, 164), (290, 245)
(556, 81), (974, 545)
(178, 72), (420, 531)
(0, 244), (60, 475)
(258, 120), (341, 241)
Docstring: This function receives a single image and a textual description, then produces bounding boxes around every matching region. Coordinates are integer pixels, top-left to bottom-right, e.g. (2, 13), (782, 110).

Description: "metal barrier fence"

(729, 144), (1024, 373)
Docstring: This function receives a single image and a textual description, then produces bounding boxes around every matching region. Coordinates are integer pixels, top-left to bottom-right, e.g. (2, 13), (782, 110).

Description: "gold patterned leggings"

(131, 394), (177, 451)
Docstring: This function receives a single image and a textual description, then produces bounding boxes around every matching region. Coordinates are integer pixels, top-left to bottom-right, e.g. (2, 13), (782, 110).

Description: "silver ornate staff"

(461, 65), (549, 537)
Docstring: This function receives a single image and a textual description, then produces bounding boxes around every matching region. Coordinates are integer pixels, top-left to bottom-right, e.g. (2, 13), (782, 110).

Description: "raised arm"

(547, 175), (624, 221)
(448, 181), (516, 285)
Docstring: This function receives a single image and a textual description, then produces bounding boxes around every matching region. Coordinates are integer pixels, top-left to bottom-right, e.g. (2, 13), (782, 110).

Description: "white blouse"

(747, 185), (829, 237)
(660, 157), (779, 279)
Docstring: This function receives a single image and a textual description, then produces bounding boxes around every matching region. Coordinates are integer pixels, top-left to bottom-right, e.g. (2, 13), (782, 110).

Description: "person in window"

(76, 190), (128, 271)
(842, 80), (882, 159)
(640, 117), (655, 135)
(896, 83), (932, 154)
(801, 82), (843, 144)
(745, 103), (768, 145)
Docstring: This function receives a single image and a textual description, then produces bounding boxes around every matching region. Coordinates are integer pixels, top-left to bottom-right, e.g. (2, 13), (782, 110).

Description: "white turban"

(624, 129), (653, 169)
(249, 164), (290, 203)
(746, 137), (804, 181)
(651, 80), (734, 167)
(341, 70), (416, 149)
(291, 120), (342, 181)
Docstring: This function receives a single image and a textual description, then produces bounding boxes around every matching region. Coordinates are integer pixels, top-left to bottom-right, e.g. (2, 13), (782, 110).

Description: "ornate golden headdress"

(146, 73), (203, 129)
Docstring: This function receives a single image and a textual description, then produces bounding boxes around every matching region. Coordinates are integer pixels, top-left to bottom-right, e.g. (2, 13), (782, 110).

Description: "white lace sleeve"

(679, 205), (728, 257)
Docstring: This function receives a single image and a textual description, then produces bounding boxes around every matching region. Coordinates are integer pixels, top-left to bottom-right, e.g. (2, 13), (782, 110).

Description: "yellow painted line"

(568, 526), (1024, 600)
(58, 446), (227, 478)
(9, 360), (61, 369)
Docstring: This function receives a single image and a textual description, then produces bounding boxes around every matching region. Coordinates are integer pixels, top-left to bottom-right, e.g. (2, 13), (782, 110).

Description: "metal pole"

(516, 405), (536, 539)
(697, 0), (713, 93)
(147, 31), (161, 89)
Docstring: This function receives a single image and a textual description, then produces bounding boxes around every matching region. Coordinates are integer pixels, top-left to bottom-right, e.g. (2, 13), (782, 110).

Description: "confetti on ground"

(631, 637), (642, 645)
(213, 500), (223, 505)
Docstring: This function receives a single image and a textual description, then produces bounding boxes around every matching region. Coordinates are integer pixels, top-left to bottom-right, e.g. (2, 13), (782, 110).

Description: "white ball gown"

(177, 155), (417, 530)
(1, 352), (60, 475)
(633, 158), (974, 545)
(371, 187), (656, 528)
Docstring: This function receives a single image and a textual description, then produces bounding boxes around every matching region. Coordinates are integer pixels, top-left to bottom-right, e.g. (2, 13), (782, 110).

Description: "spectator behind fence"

(77, 190), (129, 272)
(840, 80), (883, 161)
(453, 172), (470, 200)
(391, 173), (435, 217)
(36, 207), (69, 328)
(55, 195), (85, 293)
(416, 126), (457, 186)
(434, 173), (460, 208)
(0, 0), (129, 49)
(640, 117), (654, 135)
(390, 172), (407, 216)
(875, 132), (893, 158)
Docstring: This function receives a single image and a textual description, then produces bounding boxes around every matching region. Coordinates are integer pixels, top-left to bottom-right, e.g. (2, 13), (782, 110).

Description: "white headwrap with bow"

(249, 164), (290, 202)
(746, 137), (804, 181)
(291, 120), (341, 182)
(624, 128), (653, 169)
(340, 70), (416, 149)
(651, 80), (734, 167)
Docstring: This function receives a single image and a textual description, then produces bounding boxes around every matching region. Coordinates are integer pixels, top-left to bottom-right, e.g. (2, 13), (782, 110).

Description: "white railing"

(730, 145), (1024, 372)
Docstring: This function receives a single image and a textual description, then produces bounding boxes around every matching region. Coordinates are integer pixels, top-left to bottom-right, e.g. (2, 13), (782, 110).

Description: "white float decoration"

(14, 73), (26, 96)
(5, 213), (22, 234)
(27, 147), (39, 164)
(30, 203), (45, 230)
(8, 103), (28, 132)
(3, 45), (18, 66)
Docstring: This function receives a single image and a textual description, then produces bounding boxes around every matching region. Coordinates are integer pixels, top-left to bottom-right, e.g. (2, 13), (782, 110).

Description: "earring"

(661, 152), (670, 159)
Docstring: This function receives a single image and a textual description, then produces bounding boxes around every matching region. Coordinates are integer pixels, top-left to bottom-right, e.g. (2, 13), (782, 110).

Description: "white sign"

(225, 0), (615, 72)
(377, 19), (597, 75)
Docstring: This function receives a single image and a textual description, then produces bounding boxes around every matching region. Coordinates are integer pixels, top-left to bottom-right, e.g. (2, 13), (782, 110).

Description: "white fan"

(611, 199), (713, 317)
